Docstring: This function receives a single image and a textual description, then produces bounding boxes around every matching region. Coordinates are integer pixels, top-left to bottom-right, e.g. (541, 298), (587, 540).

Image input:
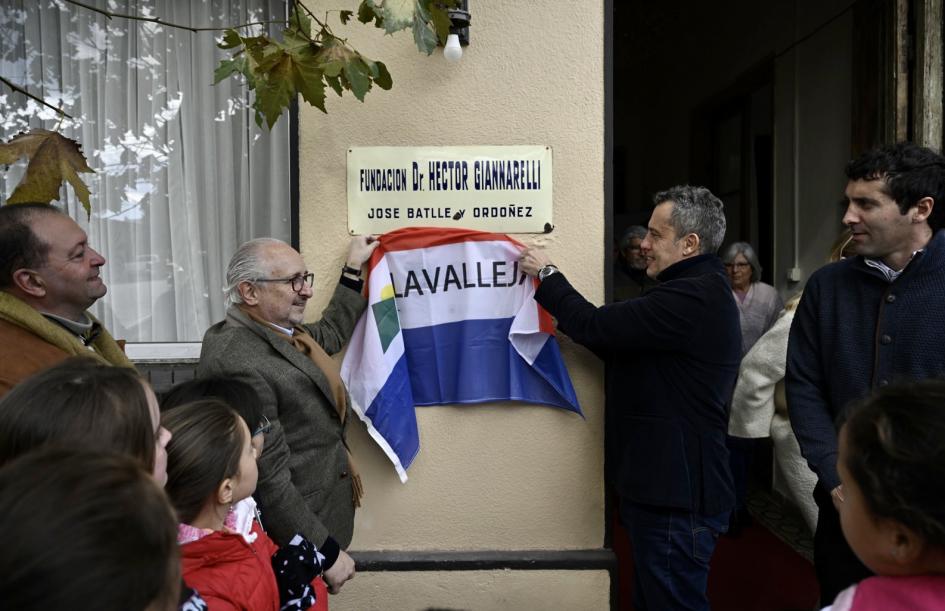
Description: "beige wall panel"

(773, 12), (852, 294)
(297, 1), (606, 551)
(331, 569), (610, 611)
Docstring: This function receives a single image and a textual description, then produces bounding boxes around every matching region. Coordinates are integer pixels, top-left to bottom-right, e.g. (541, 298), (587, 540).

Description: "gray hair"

(652, 185), (727, 254)
(721, 241), (762, 283)
(618, 225), (648, 249)
(223, 238), (284, 309)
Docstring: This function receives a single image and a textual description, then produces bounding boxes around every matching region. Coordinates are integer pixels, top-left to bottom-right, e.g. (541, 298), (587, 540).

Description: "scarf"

(0, 291), (132, 368)
(237, 306), (364, 507)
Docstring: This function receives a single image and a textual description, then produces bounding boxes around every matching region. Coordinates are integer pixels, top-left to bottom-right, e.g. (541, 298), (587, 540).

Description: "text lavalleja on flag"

(341, 227), (582, 483)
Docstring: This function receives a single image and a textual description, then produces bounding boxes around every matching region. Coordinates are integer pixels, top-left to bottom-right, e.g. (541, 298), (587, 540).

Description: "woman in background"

(729, 231), (854, 533)
(722, 242), (784, 356)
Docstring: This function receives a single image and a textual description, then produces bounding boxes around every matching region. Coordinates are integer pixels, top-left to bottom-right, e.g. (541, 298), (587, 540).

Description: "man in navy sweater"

(786, 142), (945, 603)
(521, 185), (740, 611)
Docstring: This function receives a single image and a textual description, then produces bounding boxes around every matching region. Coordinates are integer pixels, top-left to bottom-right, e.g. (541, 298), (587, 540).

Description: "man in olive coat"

(198, 235), (377, 594)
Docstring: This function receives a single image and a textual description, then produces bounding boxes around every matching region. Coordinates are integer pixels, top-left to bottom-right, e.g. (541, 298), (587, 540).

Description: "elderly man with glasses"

(197, 235), (378, 599)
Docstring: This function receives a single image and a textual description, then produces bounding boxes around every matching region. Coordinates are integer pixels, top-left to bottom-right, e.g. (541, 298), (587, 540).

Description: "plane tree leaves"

(2, 0), (456, 212)
(357, 0), (455, 54)
(376, 0), (415, 34)
(0, 130), (95, 216)
(423, 0), (454, 44)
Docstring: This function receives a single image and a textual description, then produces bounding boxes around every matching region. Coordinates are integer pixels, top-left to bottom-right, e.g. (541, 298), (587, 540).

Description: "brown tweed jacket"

(197, 283), (367, 548)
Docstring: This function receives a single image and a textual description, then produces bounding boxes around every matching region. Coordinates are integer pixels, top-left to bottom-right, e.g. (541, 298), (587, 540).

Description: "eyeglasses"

(724, 262), (751, 269)
(253, 272), (314, 293)
(253, 415), (272, 437)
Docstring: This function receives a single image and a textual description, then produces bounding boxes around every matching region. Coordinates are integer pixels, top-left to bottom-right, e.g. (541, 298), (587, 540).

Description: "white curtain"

(0, 0), (290, 343)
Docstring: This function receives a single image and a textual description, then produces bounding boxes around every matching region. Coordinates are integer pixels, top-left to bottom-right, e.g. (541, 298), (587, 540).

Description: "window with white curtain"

(0, 0), (291, 353)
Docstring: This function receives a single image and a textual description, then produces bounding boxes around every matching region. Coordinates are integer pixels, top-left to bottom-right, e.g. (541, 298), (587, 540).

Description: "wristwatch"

(538, 264), (559, 282)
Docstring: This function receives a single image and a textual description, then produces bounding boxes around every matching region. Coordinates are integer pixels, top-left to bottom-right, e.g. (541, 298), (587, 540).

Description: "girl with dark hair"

(161, 376), (270, 459)
(824, 380), (945, 610)
(0, 448), (180, 611)
(0, 356), (172, 484)
(163, 400), (326, 611)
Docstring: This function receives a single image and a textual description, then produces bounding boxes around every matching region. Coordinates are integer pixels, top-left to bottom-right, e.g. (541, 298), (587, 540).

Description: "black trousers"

(813, 484), (873, 604)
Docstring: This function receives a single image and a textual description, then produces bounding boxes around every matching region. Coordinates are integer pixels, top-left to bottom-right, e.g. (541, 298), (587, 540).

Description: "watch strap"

(538, 264), (559, 281)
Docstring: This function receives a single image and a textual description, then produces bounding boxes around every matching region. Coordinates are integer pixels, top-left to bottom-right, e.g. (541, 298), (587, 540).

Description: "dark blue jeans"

(620, 500), (729, 611)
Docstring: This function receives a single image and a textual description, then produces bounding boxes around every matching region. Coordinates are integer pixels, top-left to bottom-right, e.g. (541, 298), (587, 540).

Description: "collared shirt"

(270, 322), (294, 336)
(864, 249), (925, 283)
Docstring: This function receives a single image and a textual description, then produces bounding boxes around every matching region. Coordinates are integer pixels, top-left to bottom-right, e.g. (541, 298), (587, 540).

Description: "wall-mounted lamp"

(442, 1), (471, 63)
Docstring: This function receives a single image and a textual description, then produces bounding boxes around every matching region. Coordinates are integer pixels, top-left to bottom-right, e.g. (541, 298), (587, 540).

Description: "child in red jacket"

(163, 399), (325, 611)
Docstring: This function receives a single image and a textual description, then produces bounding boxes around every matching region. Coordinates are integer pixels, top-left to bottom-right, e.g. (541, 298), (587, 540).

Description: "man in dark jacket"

(786, 142), (945, 603)
(520, 185), (740, 611)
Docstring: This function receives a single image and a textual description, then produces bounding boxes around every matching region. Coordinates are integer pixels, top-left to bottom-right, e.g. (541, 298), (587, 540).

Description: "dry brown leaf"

(0, 129), (95, 216)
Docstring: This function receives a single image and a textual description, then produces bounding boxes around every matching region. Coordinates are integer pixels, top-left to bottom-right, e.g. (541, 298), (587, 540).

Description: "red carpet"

(612, 508), (820, 610)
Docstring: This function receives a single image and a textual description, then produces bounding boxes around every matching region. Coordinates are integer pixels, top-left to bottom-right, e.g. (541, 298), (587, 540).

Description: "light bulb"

(443, 33), (462, 63)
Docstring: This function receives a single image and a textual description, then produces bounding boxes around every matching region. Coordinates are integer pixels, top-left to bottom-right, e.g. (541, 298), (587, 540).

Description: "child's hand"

(323, 549), (356, 594)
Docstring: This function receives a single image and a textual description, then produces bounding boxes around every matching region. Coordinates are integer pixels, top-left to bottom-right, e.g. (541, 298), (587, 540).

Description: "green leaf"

(412, 16), (438, 55)
(218, 29), (242, 50)
(242, 54), (259, 90)
(379, 0), (415, 34)
(282, 27), (312, 54)
(425, 1), (453, 44)
(325, 74), (343, 96)
(287, 6), (312, 38)
(358, 0), (375, 22)
(213, 58), (243, 84)
(241, 35), (270, 55)
(291, 60), (326, 113)
(368, 59), (392, 90)
(343, 57), (373, 101)
(357, 0), (384, 27)
(314, 39), (353, 78)
(340, 10), (353, 24)
(253, 51), (294, 128)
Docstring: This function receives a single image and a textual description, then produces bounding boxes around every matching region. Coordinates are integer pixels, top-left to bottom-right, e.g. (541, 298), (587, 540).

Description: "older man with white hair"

(198, 235), (377, 597)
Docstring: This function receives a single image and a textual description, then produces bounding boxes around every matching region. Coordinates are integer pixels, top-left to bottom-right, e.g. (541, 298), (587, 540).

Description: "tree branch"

(294, 0), (332, 34)
(63, 0), (286, 33)
(0, 76), (73, 119)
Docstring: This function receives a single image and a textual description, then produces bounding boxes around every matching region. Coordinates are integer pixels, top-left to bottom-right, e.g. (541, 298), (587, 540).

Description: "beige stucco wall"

(331, 569), (610, 611)
(297, 0), (605, 570)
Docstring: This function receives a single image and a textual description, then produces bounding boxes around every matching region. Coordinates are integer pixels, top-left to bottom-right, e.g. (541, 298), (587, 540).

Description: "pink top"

(826, 575), (945, 611)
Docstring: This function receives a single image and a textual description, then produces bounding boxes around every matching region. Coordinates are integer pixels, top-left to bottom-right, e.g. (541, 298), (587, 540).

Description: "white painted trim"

(125, 342), (201, 362)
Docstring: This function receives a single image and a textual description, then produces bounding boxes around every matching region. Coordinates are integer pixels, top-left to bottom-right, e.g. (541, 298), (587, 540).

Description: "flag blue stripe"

(363, 354), (420, 470)
(402, 318), (582, 414)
